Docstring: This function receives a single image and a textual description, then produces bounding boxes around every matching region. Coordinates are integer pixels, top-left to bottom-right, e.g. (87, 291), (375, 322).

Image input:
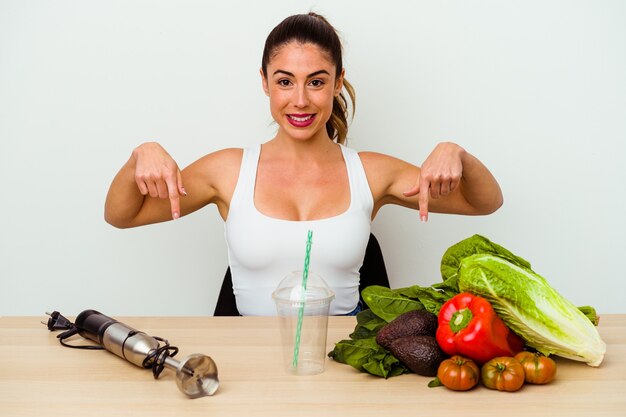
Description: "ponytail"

(328, 79), (355, 144)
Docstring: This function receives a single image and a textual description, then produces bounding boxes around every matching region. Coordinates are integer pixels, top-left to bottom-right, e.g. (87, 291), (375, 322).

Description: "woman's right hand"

(132, 142), (186, 220)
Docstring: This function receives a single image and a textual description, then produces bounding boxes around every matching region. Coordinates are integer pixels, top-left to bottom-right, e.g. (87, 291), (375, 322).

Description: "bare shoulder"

(180, 147), (243, 209)
(185, 147), (243, 178)
(214, 147), (244, 162)
(357, 150), (421, 210)
(195, 147), (243, 166)
(358, 151), (413, 169)
(357, 151), (419, 183)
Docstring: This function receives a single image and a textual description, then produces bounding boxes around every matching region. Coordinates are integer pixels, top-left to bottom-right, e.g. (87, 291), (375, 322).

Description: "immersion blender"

(44, 309), (219, 398)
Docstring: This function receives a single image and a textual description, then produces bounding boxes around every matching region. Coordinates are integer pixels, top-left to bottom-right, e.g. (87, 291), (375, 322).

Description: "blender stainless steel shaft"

(68, 309), (219, 398)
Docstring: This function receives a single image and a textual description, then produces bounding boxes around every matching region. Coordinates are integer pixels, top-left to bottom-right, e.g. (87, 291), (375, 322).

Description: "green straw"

(292, 230), (313, 369)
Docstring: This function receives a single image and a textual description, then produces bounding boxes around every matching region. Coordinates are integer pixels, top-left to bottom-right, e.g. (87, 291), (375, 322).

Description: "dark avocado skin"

(388, 335), (446, 376)
(376, 309), (438, 349)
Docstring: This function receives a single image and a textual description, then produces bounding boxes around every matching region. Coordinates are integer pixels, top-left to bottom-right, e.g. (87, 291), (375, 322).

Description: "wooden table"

(1, 315), (625, 416)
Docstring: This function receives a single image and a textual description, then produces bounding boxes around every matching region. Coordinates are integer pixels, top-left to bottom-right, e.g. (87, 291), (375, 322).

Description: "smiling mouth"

(287, 114), (316, 127)
(288, 114), (314, 122)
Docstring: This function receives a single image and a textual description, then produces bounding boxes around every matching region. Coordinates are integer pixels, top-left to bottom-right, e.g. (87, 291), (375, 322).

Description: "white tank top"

(224, 144), (373, 316)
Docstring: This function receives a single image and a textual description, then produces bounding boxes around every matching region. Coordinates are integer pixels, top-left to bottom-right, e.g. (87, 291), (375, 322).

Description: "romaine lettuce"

(458, 252), (606, 366)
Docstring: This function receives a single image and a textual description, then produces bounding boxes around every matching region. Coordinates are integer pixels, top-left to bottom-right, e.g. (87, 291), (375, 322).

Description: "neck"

(268, 129), (338, 160)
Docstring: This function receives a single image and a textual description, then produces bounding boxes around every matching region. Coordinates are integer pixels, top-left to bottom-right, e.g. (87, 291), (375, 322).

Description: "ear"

(260, 68), (269, 97)
(334, 68), (345, 96)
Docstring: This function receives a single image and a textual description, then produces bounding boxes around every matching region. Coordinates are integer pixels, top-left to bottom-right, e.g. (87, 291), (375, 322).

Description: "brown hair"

(261, 13), (356, 144)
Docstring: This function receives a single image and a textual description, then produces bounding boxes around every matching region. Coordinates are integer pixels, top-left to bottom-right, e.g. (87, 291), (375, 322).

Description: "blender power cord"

(142, 336), (179, 378)
(43, 310), (104, 350)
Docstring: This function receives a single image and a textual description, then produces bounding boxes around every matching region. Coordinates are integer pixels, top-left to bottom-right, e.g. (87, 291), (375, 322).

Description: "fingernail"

(173, 212), (180, 220)
(181, 187), (187, 196)
(420, 215), (428, 223)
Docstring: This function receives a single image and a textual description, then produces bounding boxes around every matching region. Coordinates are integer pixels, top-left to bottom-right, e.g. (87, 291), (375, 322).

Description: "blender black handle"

(74, 309), (118, 345)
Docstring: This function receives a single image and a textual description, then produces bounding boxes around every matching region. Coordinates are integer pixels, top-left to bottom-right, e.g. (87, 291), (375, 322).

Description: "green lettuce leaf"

(394, 284), (453, 316)
(328, 336), (408, 378)
(361, 285), (424, 322)
(349, 309), (387, 339)
(458, 253), (606, 366)
(441, 234), (532, 281)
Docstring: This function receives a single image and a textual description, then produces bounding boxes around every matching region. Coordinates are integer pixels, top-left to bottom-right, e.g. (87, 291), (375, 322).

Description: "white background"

(1, 0), (624, 315)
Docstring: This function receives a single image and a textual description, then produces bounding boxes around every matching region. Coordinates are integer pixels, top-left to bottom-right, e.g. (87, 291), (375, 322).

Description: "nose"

(293, 85), (309, 108)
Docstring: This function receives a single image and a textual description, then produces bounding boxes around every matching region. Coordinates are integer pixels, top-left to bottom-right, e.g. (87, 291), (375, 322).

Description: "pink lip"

(286, 113), (316, 128)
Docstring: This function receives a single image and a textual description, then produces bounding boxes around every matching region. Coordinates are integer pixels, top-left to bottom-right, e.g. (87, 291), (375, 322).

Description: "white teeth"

(289, 115), (312, 122)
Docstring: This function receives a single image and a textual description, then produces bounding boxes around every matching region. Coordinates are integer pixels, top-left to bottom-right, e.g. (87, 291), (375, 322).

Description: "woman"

(104, 13), (502, 316)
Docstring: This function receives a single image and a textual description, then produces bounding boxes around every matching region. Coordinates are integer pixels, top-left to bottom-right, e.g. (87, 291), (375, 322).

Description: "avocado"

(388, 335), (446, 376)
(375, 309), (438, 349)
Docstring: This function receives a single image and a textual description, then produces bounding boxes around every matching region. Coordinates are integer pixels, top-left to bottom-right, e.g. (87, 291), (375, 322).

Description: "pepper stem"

(449, 308), (473, 333)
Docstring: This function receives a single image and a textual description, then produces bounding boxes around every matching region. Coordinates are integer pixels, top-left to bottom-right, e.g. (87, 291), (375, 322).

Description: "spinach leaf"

(328, 337), (408, 378)
(362, 350), (408, 378)
(349, 309), (387, 339)
(395, 285), (452, 315)
(361, 285), (424, 322)
(431, 274), (460, 297)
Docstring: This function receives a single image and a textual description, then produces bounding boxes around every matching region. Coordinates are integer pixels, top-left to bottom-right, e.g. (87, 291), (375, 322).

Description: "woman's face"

(262, 41), (344, 142)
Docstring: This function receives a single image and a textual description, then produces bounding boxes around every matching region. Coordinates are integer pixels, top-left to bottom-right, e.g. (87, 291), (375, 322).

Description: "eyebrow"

(272, 69), (331, 78)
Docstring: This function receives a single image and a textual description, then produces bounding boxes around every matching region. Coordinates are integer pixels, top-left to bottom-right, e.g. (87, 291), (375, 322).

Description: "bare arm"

(361, 142), (503, 221)
(104, 142), (241, 228)
(104, 143), (184, 228)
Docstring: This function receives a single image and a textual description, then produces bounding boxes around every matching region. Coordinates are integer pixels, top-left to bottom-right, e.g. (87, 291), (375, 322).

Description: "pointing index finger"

(418, 177), (429, 223)
(166, 175), (182, 220)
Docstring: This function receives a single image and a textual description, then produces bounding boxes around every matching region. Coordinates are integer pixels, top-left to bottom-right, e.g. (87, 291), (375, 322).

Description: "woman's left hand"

(403, 142), (465, 222)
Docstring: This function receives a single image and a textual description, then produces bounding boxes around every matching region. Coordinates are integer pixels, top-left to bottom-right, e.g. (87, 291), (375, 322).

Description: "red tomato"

(514, 351), (557, 384)
(437, 355), (480, 391)
(481, 356), (525, 392)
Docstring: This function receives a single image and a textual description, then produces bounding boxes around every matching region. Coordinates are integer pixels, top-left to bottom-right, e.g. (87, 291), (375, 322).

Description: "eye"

(309, 79), (325, 87)
(278, 79), (292, 87)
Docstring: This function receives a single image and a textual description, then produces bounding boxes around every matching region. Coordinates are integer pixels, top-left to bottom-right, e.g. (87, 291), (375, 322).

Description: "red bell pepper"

(436, 292), (524, 364)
